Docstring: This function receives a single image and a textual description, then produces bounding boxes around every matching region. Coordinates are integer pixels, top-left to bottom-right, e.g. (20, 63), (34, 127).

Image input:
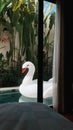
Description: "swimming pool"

(0, 88), (53, 106)
(0, 89), (20, 104)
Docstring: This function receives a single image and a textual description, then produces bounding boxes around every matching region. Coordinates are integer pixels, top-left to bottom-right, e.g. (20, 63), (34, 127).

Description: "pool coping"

(0, 87), (19, 91)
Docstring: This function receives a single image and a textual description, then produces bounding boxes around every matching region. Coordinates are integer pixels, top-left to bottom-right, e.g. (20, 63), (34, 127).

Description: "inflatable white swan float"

(19, 61), (53, 99)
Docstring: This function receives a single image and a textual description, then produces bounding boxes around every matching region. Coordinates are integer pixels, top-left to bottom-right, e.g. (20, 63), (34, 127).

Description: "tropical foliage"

(0, 0), (56, 86)
(43, 2), (55, 80)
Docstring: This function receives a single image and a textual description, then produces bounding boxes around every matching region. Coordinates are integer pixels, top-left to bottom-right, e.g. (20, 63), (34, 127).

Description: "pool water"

(0, 89), (20, 104)
(0, 89), (53, 106)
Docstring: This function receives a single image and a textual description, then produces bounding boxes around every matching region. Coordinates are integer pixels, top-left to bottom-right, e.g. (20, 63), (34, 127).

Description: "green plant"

(43, 2), (56, 79)
(0, 1), (56, 87)
(0, 0), (38, 67)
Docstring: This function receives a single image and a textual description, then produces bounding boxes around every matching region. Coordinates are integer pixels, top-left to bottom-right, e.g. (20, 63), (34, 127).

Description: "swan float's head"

(22, 61), (35, 76)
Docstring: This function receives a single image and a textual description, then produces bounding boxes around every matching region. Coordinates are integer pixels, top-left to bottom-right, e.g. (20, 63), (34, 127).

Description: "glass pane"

(0, 0), (56, 106)
(0, 0), (38, 104)
(43, 1), (56, 106)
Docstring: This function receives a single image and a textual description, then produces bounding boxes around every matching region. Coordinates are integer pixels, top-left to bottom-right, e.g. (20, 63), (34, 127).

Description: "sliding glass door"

(0, 0), (56, 106)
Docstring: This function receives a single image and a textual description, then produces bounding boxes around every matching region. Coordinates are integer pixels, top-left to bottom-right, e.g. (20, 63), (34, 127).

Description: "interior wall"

(64, 1), (73, 113)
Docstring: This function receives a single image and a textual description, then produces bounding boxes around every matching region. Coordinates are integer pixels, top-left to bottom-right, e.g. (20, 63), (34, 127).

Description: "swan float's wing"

(32, 79), (37, 84)
(19, 83), (37, 98)
(43, 82), (53, 98)
(19, 82), (53, 99)
(47, 77), (53, 83)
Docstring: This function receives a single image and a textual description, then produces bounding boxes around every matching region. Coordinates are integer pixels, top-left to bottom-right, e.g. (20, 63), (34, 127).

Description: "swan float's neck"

(22, 64), (35, 84)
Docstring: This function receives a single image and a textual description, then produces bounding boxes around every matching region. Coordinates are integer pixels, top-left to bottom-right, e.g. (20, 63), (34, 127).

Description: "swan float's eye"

(27, 64), (29, 67)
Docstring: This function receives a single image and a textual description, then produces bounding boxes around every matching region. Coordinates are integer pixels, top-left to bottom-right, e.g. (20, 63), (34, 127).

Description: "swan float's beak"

(22, 68), (26, 73)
